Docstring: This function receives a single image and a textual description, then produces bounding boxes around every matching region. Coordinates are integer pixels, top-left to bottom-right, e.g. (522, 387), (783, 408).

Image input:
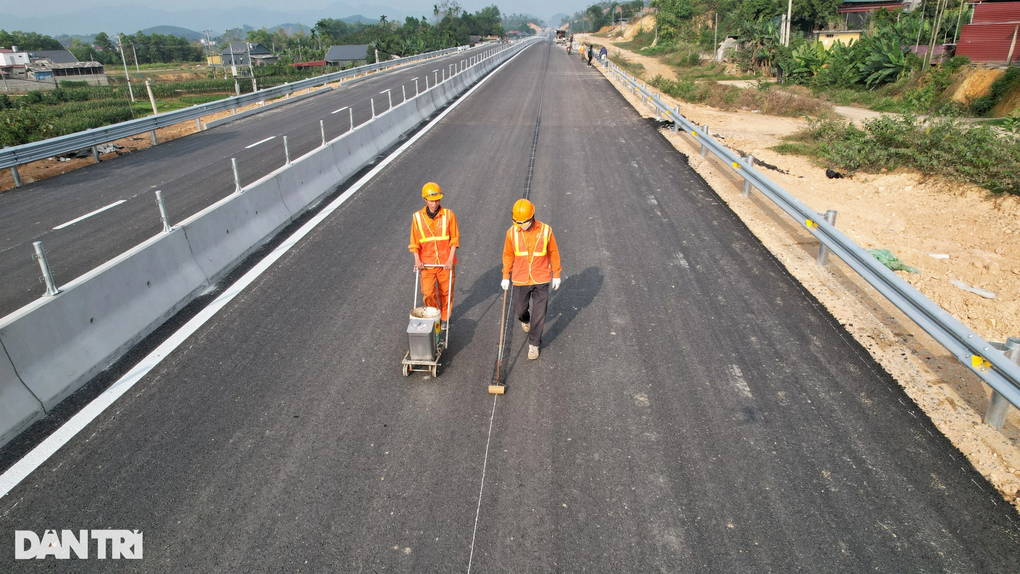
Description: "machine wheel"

(402, 363), (410, 377)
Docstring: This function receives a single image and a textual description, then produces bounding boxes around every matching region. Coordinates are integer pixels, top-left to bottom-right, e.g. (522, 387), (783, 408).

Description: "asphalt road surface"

(2, 39), (1019, 572)
(0, 44), (493, 318)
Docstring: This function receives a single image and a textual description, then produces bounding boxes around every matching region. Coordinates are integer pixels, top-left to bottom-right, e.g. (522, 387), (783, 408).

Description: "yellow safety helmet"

(512, 199), (535, 226)
(422, 182), (443, 200)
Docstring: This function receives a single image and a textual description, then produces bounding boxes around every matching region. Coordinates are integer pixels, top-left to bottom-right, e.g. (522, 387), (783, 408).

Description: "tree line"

(3, 2), (540, 71)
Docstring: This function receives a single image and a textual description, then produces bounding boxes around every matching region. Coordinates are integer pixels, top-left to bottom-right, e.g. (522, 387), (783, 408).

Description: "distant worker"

(410, 182), (459, 330)
(599, 46), (608, 64)
(500, 199), (562, 360)
(588, 44), (594, 66)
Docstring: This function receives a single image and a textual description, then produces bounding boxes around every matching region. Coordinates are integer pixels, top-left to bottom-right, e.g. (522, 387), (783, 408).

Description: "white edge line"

(52, 200), (127, 230)
(244, 136), (276, 149)
(467, 397), (498, 573)
(0, 42), (532, 502)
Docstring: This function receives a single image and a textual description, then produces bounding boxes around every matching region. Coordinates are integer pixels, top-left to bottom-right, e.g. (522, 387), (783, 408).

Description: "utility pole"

(117, 33), (135, 102)
(204, 30), (213, 64)
(246, 42), (257, 92)
(785, 0), (793, 47)
(714, 12), (719, 61)
(131, 43), (139, 72)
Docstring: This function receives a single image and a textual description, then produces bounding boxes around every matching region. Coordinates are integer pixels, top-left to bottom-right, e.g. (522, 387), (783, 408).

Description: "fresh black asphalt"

(0, 45), (491, 317)
(1, 39), (1018, 571)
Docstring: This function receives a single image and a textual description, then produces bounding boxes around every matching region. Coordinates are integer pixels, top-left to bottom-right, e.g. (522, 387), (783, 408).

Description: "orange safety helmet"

(512, 199), (535, 225)
(422, 182), (443, 200)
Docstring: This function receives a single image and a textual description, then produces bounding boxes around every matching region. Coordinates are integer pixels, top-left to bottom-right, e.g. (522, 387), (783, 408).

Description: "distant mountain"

(139, 26), (206, 41)
(2, 2), (407, 36)
(272, 23), (312, 36)
(342, 15), (379, 25)
(549, 14), (569, 29)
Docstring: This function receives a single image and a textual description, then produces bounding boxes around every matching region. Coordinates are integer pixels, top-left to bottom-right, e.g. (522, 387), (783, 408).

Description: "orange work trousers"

(421, 266), (454, 321)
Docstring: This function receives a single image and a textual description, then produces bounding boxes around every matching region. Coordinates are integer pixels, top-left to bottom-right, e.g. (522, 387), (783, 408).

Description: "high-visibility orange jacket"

(502, 220), (561, 286)
(409, 207), (459, 266)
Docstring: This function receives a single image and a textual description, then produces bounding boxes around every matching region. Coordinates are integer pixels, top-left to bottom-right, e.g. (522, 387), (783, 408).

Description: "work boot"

(441, 321), (448, 331)
(521, 321), (530, 333)
(528, 345), (539, 360)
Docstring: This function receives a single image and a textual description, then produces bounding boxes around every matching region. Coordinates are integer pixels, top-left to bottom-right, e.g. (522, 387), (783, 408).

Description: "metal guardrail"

(0, 45), (470, 171)
(605, 61), (1020, 410)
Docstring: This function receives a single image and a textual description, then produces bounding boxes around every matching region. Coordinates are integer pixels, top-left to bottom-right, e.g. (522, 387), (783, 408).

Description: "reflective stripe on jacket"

(502, 220), (561, 286)
(409, 207), (459, 265)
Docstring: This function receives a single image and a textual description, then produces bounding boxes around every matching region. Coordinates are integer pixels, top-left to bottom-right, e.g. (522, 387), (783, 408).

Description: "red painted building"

(957, 1), (1020, 63)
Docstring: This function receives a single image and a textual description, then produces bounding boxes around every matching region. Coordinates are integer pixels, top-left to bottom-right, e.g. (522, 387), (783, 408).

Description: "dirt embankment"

(575, 37), (1020, 512)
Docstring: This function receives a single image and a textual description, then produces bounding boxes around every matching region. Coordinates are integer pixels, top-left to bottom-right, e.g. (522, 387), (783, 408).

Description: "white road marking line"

(467, 397), (498, 573)
(52, 200), (127, 230)
(245, 136), (276, 149)
(331, 106), (350, 114)
(0, 42), (533, 503)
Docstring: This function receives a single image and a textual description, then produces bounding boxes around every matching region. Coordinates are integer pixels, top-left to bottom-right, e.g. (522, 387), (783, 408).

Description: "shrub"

(803, 115), (1020, 194)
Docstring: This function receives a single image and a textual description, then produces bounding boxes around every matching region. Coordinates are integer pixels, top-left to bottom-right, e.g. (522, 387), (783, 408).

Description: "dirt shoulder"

(580, 39), (1020, 512)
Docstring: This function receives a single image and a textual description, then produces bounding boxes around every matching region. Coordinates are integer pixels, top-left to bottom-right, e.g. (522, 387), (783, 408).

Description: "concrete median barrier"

(0, 229), (208, 410)
(182, 176), (293, 281)
(276, 145), (345, 215)
(0, 347), (44, 446)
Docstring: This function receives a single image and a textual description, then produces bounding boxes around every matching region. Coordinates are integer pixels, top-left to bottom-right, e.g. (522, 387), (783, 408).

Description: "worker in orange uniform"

(410, 182), (459, 330)
(501, 199), (562, 360)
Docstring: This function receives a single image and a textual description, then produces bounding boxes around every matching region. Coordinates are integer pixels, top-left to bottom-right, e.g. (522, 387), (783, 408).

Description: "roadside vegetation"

(564, 1), (1020, 195)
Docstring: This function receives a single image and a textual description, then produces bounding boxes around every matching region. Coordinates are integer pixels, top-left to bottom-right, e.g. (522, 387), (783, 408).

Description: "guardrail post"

(414, 78), (419, 95)
(700, 125), (709, 157)
(151, 130), (158, 145)
(816, 210), (837, 265)
(320, 119), (326, 146)
(232, 158), (242, 193)
(984, 337), (1020, 428)
(742, 154), (755, 196)
(284, 136), (291, 166)
(32, 241), (59, 296)
(196, 118), (203, 131)
(382, 88), (392, 110)
(672, 106), (680, 132)
(402, 85), (406, 102)
(348, 107), (354, 131)
(370, 98), (376, 119)
(10, 167), (21, 188)
(155, 190), (172, 233)
(92, 146), (100, 163)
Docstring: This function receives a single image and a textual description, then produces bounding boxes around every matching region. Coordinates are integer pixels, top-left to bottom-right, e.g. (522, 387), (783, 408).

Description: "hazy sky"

(0, 0), (589, 21)
(0, 0), (588, 36)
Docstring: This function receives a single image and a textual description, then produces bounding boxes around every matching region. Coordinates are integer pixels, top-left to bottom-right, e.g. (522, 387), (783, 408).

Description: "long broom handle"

(495, 288), (508, 383)
(412, 267), (420, 310)
(444, 267), (453, 348)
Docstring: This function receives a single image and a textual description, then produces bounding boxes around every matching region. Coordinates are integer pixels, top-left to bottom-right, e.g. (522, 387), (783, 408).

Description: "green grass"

(609, 55), (644, 75)
(771, 141), (818, 156)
